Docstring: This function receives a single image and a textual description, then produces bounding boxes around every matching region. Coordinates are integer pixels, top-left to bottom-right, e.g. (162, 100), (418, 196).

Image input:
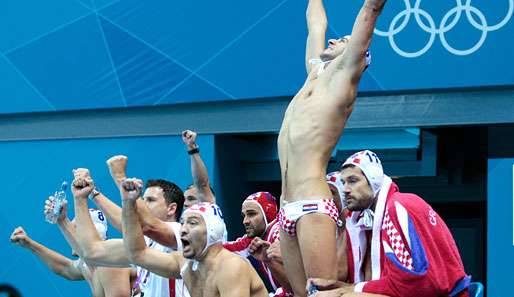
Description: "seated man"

(10, 200), (132, 297)
(224, 192), (290, 294)
(308, 150), (469, 297)
(121, 177), (268, 297)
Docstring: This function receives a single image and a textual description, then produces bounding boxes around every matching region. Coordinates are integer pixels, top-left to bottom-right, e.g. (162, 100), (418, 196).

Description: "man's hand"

(267, 240), (283, 263)
(72, 176), (95, 199)
(248, 237), (271, 262)
(121, 178), (143, 201)
(182, 130), (198, 150)
(107, 155), (128, 187)
(306, 278), (354, 296)
(365, 0), (387, 11)
(45, 196), (68, 223)
(72, 168), (91, 179)
(10, 227), (32, 248)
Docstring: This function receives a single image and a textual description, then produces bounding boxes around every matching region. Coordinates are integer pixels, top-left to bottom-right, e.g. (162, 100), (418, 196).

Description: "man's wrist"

(89, 188), (101, 200)
(187, 146), (200, 155)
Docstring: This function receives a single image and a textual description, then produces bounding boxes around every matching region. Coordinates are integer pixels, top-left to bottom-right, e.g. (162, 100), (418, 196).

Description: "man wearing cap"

(71, 169), (189, 297)
(10, 199), (133, 297)
(181, 130), (217, 209)
(308, 150), (469, 297)
(121, 178), (268, 297)
(223, 192), (290, 294)
(276, 0), (388, 295)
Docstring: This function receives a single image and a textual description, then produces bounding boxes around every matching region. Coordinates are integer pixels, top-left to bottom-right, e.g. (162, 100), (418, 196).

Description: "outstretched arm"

(10, 227), (84, 281)
(305, 0), (328, 74)
(182, 130), (216, 204)
(88, 155), (129, 232)
(329, 0), (386, 85)
(121, 178), (182, 279)
(71, 170), (130, 267)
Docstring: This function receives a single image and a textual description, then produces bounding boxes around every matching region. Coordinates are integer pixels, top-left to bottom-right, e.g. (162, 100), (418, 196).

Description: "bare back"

(181, 249), (268, 297)
(278, 60), (358, 203)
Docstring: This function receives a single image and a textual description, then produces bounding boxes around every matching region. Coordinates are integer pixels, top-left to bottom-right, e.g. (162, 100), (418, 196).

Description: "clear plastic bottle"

(45, 181), (68, 224)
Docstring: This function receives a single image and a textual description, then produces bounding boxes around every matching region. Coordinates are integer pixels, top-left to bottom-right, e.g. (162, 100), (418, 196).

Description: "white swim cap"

(342, 150), (384, 196)
(89, 209), (108, 240)
(182, 202), (227, 256)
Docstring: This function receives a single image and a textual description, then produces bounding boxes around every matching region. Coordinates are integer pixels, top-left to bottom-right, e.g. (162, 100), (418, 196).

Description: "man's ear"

(167, 202), (178, 219)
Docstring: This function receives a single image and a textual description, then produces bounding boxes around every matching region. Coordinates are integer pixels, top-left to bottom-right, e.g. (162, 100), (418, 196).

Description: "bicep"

(135, 249), (183, 279)
(143, 221), (178, 249)
(61, 261), (85, 281)
(84, 239), (131, 267)
(305, 32), (326, 74)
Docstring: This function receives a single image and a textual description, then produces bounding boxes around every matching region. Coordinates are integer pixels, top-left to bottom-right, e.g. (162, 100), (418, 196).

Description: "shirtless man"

(277, 0), (387, 295)
(10, 202), (132, 297)
(121, 178), (268, 297)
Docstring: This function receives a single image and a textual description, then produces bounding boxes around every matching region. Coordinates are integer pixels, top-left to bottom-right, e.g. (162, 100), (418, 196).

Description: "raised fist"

(121, 178), (143, 201)
(248, 237), (271, 262)
(106, 155), (128, 188)
(182, 130), (198, 150)
(10, 227), (31, 248)
(72, 168), (91, 179)
(72, 175), (95, 199)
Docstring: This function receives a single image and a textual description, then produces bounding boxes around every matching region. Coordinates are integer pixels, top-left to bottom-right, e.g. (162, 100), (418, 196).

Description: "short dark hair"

(186, 183), (216, 196)
(146, 179), (184, 219)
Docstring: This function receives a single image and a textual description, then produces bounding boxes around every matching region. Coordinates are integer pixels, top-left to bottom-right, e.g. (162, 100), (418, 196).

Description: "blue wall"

(1, 1), (512, 114)
(0, 134), (215, 296)
(487, 158), (514, 297)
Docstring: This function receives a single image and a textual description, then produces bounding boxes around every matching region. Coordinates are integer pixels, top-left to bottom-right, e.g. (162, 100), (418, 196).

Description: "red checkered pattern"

(266, 221), (281, 243)
(278, 199), (339, 236)
(382, 210), (414, 270)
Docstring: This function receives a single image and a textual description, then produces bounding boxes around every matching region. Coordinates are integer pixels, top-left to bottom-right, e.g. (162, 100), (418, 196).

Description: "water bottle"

(45, 181), (68, 224)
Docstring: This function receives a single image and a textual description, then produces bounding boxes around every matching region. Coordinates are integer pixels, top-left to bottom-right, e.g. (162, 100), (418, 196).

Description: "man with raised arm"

(277, 0), (387, 295)
(10, 200), (132, 297)
(181, 130), (216, 208)
(121, 178), (268, 297)
(71, 169), (189, 297)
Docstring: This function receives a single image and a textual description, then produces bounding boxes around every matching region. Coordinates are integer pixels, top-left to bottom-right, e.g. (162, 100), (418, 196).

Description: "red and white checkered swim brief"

(278, 199), (339, 236)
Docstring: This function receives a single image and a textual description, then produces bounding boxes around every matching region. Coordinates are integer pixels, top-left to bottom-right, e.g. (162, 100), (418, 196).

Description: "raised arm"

(71, 170), (130, 267)
(182, 130), (216, 204)
(10, 227), (84, 281)
(121, 178), (182, 278)
(136, 198), (179, 248)
(44, 197), (85, 258)
(305, 0), (328, 74)
(330, 0), (386, 83)
(86, 155), (130, 232)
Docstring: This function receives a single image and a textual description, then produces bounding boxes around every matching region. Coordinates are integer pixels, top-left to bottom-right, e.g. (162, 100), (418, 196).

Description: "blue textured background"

(1, 0), (513, 114)
(0, 135), (215, 296)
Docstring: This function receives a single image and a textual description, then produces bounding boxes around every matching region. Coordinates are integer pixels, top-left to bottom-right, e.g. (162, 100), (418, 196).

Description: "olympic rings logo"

(374, 0), (513, 57)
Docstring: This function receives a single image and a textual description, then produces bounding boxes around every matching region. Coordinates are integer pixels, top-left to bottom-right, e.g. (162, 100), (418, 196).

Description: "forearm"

(92, 193), (123, 231)
(137, 199), (177, 248)
(265, 260), (292, 292)
(306, 0), (328, 31)
(122, 198), (147, 264)
(57, 218), (83, 257)
(190, 153), (215, 203)
(26, 239), (78, 279)
(73, 196), (103, 258)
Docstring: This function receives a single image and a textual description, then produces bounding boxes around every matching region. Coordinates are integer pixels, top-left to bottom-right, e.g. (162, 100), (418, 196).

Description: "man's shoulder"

(217, 250), (251, 274)
(386, 191), (431, 216)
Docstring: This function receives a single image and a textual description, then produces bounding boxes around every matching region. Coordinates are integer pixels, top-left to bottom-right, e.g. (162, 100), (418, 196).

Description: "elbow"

(126, 248), (145, 266)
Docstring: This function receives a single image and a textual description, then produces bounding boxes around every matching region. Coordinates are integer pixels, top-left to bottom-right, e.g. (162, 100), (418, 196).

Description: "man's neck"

(196, 244), (223, 268)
